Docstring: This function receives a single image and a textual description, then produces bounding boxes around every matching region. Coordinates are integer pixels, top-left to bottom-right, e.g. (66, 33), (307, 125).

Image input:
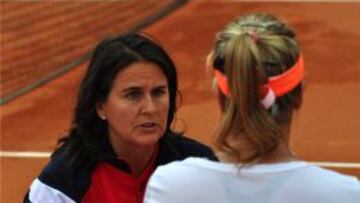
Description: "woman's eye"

(152, 88), (167, 97)
(124, 91), (142, 100)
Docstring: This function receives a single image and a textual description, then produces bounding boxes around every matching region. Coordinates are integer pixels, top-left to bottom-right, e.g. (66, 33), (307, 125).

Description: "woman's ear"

(96, 102), (107, 120)
(294, 82), (305, 110)
(206, 51), (215, 71)
(212, 78), (227, 113)
(294, 92), (303, 110)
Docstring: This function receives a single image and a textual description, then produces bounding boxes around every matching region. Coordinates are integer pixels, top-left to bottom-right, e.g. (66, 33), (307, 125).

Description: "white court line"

(230, 0), (360, 2)
(1, 150), (360, 169)
(0, 151), (51, 158)
(310, 161), (360, 168)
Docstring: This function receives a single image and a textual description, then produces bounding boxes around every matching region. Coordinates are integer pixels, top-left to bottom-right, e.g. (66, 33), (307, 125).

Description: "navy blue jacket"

(24, 133), (217, 202)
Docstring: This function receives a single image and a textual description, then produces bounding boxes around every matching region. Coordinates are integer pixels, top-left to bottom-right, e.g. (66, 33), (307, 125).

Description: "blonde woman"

(143, 13), (360, 203)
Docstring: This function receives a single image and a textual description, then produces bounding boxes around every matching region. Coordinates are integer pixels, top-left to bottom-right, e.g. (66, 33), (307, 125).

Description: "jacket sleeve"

(24, 178), (76, 203)
(23, 154), (91, 203)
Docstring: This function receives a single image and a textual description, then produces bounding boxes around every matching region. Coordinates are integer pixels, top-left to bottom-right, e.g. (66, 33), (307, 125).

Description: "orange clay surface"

(1, 1), (360, 202)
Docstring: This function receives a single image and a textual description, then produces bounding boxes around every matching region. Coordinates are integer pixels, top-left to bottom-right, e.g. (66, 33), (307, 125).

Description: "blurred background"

(1, 1), (359, 202)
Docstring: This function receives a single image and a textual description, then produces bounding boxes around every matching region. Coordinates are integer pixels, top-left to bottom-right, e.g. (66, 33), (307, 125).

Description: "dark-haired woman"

(24, 33), (217, 203)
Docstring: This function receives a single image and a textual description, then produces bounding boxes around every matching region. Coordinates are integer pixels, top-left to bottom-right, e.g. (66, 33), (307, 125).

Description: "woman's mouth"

(141, 122), (156, 127)
(138, 122), (158, 132)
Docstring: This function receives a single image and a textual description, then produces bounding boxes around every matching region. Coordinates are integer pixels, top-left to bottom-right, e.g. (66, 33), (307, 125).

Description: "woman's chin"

(133, 133), (163, 147)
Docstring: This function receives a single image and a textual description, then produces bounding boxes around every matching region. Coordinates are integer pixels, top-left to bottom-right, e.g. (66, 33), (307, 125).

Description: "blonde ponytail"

(212, 13), (302, 164)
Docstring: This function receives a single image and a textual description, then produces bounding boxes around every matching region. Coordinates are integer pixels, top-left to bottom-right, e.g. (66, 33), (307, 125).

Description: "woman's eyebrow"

(153, 85), (168, 89)
(122, 86), (142, 93)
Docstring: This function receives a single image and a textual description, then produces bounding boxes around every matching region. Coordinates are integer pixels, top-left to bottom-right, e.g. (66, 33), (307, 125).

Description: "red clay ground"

(1, 1), (360, 202)
(0, 0), (174, 99)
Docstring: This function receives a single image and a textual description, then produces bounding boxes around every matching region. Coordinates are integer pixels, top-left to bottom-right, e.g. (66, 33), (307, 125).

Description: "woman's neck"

(259, 124), (297, 164)
(217, 124), (297, 164)
(110, 139), (156, 176)
(259, 142), (297, 164)
(217, 143), (296, 164)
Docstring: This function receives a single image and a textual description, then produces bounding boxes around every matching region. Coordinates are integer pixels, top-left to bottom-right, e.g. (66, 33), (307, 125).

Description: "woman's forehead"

(113, 62), (168, 88)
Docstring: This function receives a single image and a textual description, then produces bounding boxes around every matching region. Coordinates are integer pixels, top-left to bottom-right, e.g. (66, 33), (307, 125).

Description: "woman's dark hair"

(53, 33), (178, 169)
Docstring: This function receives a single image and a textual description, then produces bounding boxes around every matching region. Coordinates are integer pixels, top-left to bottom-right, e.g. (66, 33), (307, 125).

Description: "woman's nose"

(142, 95), (156, 114)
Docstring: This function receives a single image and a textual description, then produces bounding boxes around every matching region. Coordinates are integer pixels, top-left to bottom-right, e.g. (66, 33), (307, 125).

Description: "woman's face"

(97, 62), (169, 150)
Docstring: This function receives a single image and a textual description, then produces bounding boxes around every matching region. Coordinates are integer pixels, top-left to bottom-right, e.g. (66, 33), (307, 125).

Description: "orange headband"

(214, 55), (304, 107)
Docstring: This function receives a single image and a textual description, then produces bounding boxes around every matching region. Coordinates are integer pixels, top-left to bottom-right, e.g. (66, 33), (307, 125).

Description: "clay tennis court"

(1, 1), (360, 202)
